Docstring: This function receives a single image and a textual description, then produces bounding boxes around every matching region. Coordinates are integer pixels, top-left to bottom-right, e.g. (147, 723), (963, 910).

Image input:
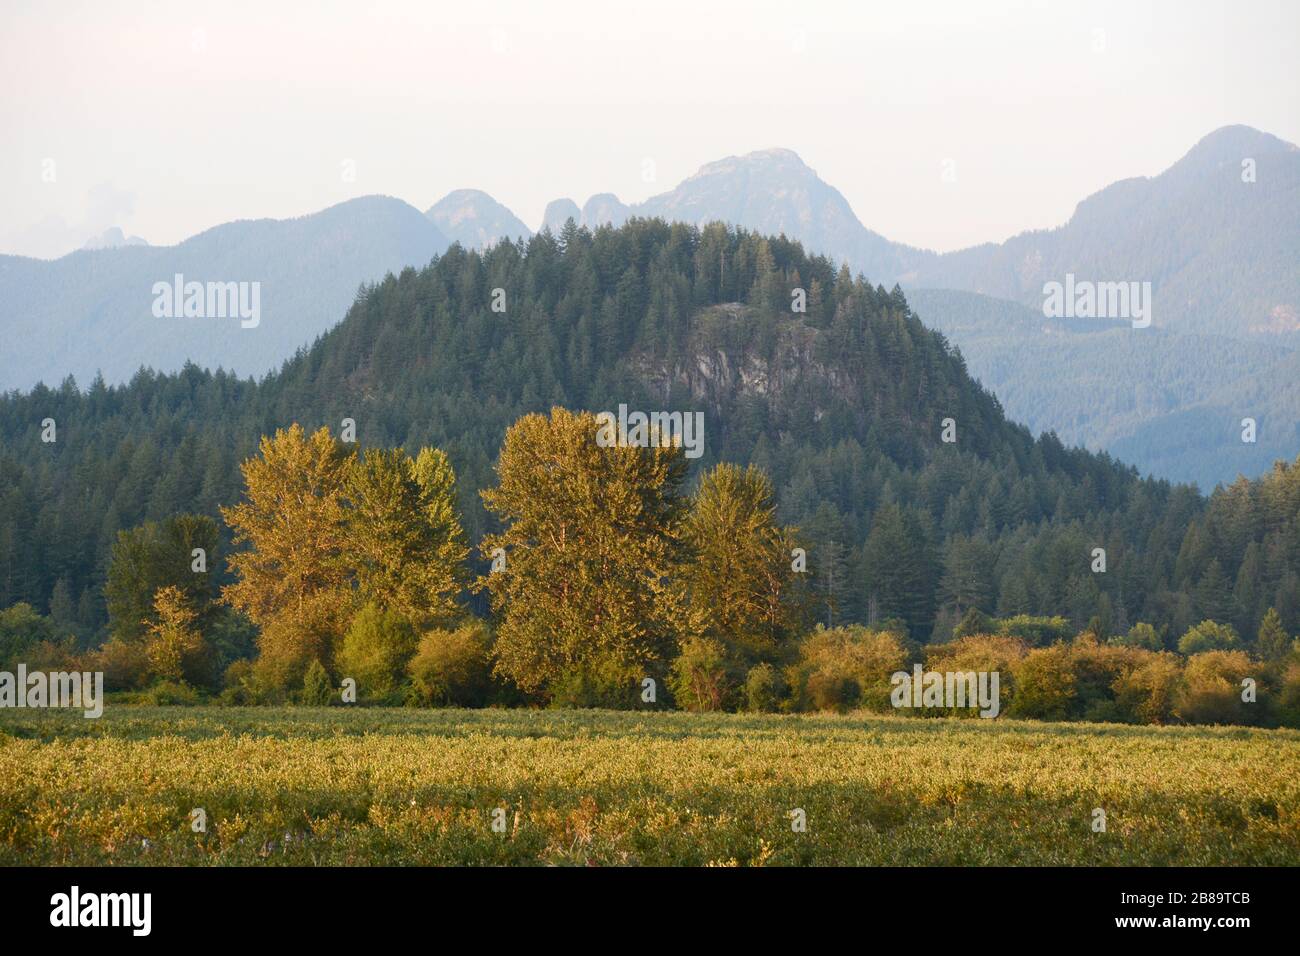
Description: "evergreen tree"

(859, 504), (937, 638)
(1256, 607), (1291, 661)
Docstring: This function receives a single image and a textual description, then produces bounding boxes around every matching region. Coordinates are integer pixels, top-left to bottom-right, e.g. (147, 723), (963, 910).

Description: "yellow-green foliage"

(0, 707), (1296, 866)
(1009, 643), (1076, 720)
(792, 625), (909, 712)
(926, 634), (1026, 678)
(667, 636), (734, 712)
(1113, 653), (1183, 724)
(335, 604), (417, 701)
(478, 408), (691, 695)
(408, 620), (493, 707)
(1176, 651), (1255, 725)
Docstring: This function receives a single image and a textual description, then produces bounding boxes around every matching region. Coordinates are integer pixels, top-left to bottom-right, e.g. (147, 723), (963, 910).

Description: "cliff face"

(630, 303), (926, 454)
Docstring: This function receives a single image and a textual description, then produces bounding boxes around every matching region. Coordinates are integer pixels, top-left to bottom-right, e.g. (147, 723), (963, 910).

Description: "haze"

(2, 0), (1297, 258)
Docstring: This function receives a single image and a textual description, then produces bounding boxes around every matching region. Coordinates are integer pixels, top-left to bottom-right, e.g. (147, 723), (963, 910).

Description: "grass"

(1, 706), (1297, 866)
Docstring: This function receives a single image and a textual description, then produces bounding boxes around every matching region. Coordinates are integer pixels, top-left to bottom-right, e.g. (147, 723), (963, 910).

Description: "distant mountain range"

(0, 196), (449, 390)
(903, 126), (1300, 340)
(425, 189), (530, 250)
(82, 226), (149, 250)
(2, 125), (1296, 488)
(905, 289), (1300, 490)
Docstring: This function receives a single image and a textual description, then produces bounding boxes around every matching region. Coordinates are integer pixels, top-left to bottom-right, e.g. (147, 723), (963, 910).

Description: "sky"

(2, 0), (1297, 259)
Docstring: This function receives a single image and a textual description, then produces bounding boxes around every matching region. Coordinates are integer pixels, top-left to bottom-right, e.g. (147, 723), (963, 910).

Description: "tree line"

(2, 408), (1297, 726)
(0, 218), (1297, 669)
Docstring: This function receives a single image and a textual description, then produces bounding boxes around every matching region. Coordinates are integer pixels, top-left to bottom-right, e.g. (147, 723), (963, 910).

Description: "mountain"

(425, 189), (532, 249)
(635, 148), (923, 283)
(549, 128), (1296, 342)
(553, 148), (924, 281)
(82, 226), (148, 250)
(903, 126), (1300, 339)
(6, 219), (1294, 652)
(529, 128), (1296, 484)
(580, 193), (631, 228)
(6, 126), (1295, 487)
(0, 196), (449, 392)
(906, 288), (1300, 489)
(541, 198), (581, 232)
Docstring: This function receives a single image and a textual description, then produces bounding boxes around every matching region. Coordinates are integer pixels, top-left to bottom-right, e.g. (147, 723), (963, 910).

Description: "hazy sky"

(2, 0), (1297, 258)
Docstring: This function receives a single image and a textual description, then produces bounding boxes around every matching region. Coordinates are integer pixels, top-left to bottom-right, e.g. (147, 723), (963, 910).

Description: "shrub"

(952, 609), (994, 640)
(743, 663), (782, 713)
(1113, 652), (1183, 724)
(0, 602), (55, 670)
(996, 615), (1073, 647)
(922, 634), (1024, 715)
(335, 604), (418, 700)
(806, 672), (859, 712)
(1176, 651), (1254, 725)
(218, 659), (260, 705)
(1008, 643), (1076, 719)
(300, 658), (333, 706)
(1111, 622), (1163, 651)
(409, 619), (493, 706)
(91, 638), (153, 692)
(252, 616), (336, 699)
(1178, 620), (1242, 656)
(141, 680), (202, 706)
(548, 654), (646, 709)
(1277, 661), (1300, 729)
(22, 637), (80, 672)
(795, 625), (908, 712)
(1066, 638), (1146, 720)
(667, 637), (734, 712)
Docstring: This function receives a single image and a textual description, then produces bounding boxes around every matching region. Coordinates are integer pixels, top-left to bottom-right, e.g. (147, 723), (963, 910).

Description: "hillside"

(906, 288), (1300, 489)
(3, 219), (1294, 650)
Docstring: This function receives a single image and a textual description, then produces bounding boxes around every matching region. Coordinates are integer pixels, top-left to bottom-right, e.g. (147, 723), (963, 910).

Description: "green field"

(1, 707), (1297, 866)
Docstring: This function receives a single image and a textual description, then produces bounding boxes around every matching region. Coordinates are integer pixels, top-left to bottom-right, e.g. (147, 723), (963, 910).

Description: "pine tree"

(1257, 607), (1291, 661)
(1194, 559), (1234, 623)
(859, 504), (937, 639)
(939, 535), (996, 615)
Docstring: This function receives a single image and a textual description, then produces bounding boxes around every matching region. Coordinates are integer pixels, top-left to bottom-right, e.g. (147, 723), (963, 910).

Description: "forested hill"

(2, 219), (1296, 647)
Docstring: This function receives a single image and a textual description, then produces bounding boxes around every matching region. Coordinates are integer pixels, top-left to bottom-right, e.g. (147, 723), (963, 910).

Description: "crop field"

(1, 707), (1297, 866)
